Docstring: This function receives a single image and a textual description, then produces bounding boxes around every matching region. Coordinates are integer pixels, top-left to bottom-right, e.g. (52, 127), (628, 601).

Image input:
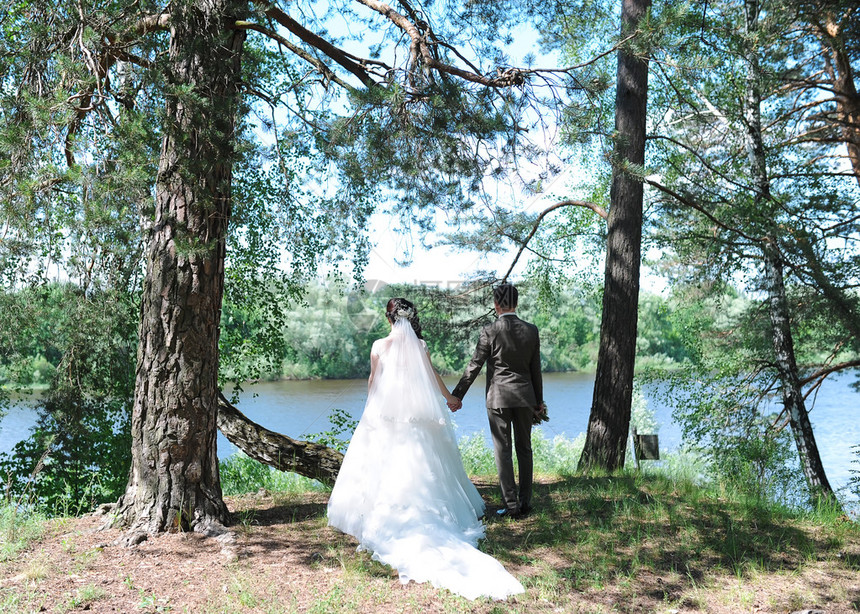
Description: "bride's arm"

(368, 349), (380, 392)
(426, 347), (458, 405)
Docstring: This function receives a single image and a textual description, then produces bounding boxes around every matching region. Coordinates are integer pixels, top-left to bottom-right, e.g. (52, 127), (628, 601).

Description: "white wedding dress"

(326, 319), (524, 600)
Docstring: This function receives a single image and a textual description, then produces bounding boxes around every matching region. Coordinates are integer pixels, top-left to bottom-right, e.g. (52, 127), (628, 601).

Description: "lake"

(2, 371), (858, 499)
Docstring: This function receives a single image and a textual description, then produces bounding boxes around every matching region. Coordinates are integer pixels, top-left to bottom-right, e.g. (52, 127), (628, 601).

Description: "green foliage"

(0, 284), (138, 393)
(641, 272), (860, 510)
(0, 283), (136, 516)
(716, 429), (804, 508)
(219, 453), (325, 496)
(221, 279), (693, 380)
(457, 433), (497, 476)
(657, 293), (813, 507)
(531, 428), (586, 475)
(0, 285), (62, 389)
(649, 447), (709, 486)
(459, 423), (807, 512)
(530, 0), (619, 150)
(459, 429), (586, 477)
(0, 395), (131, 516)
(219, 110), (378, 387)
(305, 408), (359, 454)
(0, 503), (47, 562)
(276, 284), (388, 380)
(635, 294), (691, 365)
(523, 285), (601, 372)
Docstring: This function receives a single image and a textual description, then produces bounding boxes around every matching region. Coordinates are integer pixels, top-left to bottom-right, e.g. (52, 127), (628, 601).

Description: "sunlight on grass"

(0, 591), (28, 614)
(4, 430), (858, 613)
(0, 504), (47, 562)
(202, 569), (299, 614)
(307, 585), (351, 614)
(220, 453), (328, 496)
(723, 580), (757, 611)
(22, 556), (49, 583)
(522, 561), (566, 602)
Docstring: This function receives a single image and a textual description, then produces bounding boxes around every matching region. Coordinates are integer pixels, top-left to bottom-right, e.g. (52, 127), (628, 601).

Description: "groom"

(449, 283), (542, 519)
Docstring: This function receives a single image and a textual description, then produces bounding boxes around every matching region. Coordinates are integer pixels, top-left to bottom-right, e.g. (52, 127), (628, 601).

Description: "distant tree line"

(220, 280), (695, 380)
(0, 279), (697, 390)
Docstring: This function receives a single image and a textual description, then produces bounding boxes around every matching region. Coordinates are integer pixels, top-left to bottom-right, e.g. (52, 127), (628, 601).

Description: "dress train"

(326, 320), (524, 600)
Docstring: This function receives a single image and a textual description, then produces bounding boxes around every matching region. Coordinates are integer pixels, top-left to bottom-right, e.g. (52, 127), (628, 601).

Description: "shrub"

(219, 453), (325, 495)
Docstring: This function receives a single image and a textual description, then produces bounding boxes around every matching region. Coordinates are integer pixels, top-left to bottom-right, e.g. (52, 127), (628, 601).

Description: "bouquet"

(532, 402), (549, 425)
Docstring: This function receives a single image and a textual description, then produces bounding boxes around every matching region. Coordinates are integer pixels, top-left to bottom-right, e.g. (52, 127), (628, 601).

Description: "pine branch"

(232, 20), (352, 90)
(254, 1), (375, 87)
(500, 200), (607, 283)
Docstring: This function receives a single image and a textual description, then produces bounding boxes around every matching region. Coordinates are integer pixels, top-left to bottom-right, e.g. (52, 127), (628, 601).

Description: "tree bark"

(116, 0), (247, 537)
(743, 0), (839, 508)
(217, 394), (344, 487)
(578, 0), (650, 473)
(762, 242), (839, 506)
(814, 9), (860, 187)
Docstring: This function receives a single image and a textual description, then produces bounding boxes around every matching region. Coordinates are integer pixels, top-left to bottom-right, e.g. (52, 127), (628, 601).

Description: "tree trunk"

(217, 394), (344, 487)
(815, 10), (860, 187)
(762, 242), (839, 506)
(579, 0), (650, 472)
(116, 0), (247, 537)
(743, 0), (839, 508)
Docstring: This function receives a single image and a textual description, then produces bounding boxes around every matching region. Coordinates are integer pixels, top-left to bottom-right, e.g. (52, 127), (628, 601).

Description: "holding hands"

(446, 395), (462, 412)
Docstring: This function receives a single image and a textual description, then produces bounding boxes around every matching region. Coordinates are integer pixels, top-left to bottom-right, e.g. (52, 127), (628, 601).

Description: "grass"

(0, 504), (47, 562)
(219, 434), (856, 599)
(60, 584), (108, 612)
(280, 470), (859, 611)
(220, 453), (329, 496)
(2, 434), (859, 613)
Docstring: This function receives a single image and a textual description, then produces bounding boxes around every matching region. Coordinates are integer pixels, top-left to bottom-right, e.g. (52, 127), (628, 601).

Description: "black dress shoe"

(496, 507), (522, 519)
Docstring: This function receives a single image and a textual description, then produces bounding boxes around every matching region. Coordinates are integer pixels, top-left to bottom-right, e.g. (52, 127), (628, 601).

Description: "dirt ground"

(1, 481), (859, 614)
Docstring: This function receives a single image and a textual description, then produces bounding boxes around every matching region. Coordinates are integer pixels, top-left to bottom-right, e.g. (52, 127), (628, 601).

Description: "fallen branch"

(217, 393), (343, 487)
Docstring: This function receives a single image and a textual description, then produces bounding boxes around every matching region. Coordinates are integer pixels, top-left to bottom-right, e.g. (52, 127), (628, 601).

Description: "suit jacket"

(453, 314), (542, 409)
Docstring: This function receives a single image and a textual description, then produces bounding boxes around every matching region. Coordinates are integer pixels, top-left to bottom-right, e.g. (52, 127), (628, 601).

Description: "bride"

(327, 298), (525, 600)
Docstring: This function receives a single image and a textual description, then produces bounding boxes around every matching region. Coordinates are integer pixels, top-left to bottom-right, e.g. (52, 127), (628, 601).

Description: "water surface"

(2, 371), (857, 495)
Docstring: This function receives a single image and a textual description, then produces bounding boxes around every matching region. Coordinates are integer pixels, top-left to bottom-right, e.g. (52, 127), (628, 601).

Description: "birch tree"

(646, 0), (859, 505)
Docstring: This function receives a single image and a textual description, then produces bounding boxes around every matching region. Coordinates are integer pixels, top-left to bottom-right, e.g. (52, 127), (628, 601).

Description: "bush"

(459, 430), (585, 477)
(305, 408), (358, 454)
(0, 394), (131, 516)
(219, 453), (325, 495)
(532, 429), (585, 475)
(705, 423), (806, 508)
(458, 433), (497, 476)
(0, 283), (137, 517)
(0, 503), (47, 561)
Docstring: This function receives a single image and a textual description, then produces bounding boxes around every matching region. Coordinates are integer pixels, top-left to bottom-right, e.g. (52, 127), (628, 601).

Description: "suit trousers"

(487, 406), (533, 512)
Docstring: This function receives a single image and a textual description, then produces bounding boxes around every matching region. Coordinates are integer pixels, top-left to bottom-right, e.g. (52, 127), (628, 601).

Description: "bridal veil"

(327, 318), (525, 600)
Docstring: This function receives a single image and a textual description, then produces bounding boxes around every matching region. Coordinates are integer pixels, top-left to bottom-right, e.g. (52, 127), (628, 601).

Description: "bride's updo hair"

(385, 297), (423, 339)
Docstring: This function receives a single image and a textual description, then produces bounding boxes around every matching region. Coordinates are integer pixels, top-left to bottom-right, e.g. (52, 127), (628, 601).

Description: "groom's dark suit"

(452, 313), (542, 514)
